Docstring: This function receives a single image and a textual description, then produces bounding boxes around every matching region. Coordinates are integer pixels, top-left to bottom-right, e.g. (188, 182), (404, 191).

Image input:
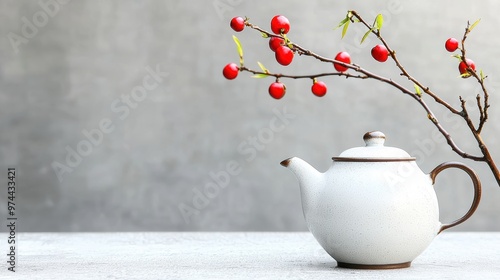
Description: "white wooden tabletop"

(2, 232), (499, 279)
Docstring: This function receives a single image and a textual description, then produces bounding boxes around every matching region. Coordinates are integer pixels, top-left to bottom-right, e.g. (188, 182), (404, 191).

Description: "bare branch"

(236, 12), (500, 186)
(349, 11), (461, 115)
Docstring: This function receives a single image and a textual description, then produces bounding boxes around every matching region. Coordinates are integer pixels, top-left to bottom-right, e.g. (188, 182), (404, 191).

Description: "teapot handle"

(429, 162), (482, 234)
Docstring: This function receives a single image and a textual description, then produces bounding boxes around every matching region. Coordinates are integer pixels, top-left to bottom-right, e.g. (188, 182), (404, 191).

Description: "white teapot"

(281, 131), (481, 269)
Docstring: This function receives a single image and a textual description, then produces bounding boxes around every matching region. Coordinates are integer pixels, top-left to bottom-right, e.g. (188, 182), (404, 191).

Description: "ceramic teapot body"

(281, 131), (481, 269)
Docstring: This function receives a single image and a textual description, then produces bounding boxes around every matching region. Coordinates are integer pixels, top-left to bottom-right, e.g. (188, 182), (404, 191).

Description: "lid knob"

(363, 131), (386, 147)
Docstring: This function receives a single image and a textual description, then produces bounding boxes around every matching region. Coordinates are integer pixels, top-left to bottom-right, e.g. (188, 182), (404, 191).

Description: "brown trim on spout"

(280, 158), (292, 167)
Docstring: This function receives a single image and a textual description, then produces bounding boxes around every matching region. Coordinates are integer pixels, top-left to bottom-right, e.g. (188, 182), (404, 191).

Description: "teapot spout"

(281, 157), (321, 178)
(281, 157), (323, 215)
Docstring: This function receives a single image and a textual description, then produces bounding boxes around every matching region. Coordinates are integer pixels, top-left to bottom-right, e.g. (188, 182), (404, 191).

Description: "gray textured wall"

(0, 0), (499, 232)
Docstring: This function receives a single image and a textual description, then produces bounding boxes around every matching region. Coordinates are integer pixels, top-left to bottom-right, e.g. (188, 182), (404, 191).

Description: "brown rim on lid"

(332, 131), (415, 162)
(332, 157), (416, 162)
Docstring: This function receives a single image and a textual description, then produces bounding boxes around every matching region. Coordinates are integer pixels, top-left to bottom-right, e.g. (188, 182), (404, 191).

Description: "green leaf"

(480, 69), (486, 81)
(342, 20), (350, 39)
(414, 84), (421, 96)
(232, 35), (244, 64)
(460, 73), (471, 79)
(360, 28), (374, 44)
(469, 18), (481, 32)
(282, 34), (288, 42)
(257, 61), (268, 73)
(252, 73), (269, 78)
(282, 34), (293, 48)
(334, 16), (349, 30)
(452, 54), (463, 61)
(261, 32), (269, 38)
(375, 14), (384, 31)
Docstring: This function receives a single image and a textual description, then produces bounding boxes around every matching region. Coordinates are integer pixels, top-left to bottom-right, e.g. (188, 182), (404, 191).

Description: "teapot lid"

(332, 131), (416, 162)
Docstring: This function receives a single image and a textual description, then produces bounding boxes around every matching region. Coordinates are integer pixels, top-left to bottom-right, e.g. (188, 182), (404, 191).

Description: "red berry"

(230, 17), (245, 32)
(311, 81), (327, 97)
(275, 46), (294, 66)
(271, 15), (290, 35)
(269, 82), (286, 99)
(445, 38), (459, 52)
(458, 59), (476, 76)
(333, 52), (351, 72)
(223, 63), (239, 80)
(269, 37), (284, 52)
(371, 45), (389, 62)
